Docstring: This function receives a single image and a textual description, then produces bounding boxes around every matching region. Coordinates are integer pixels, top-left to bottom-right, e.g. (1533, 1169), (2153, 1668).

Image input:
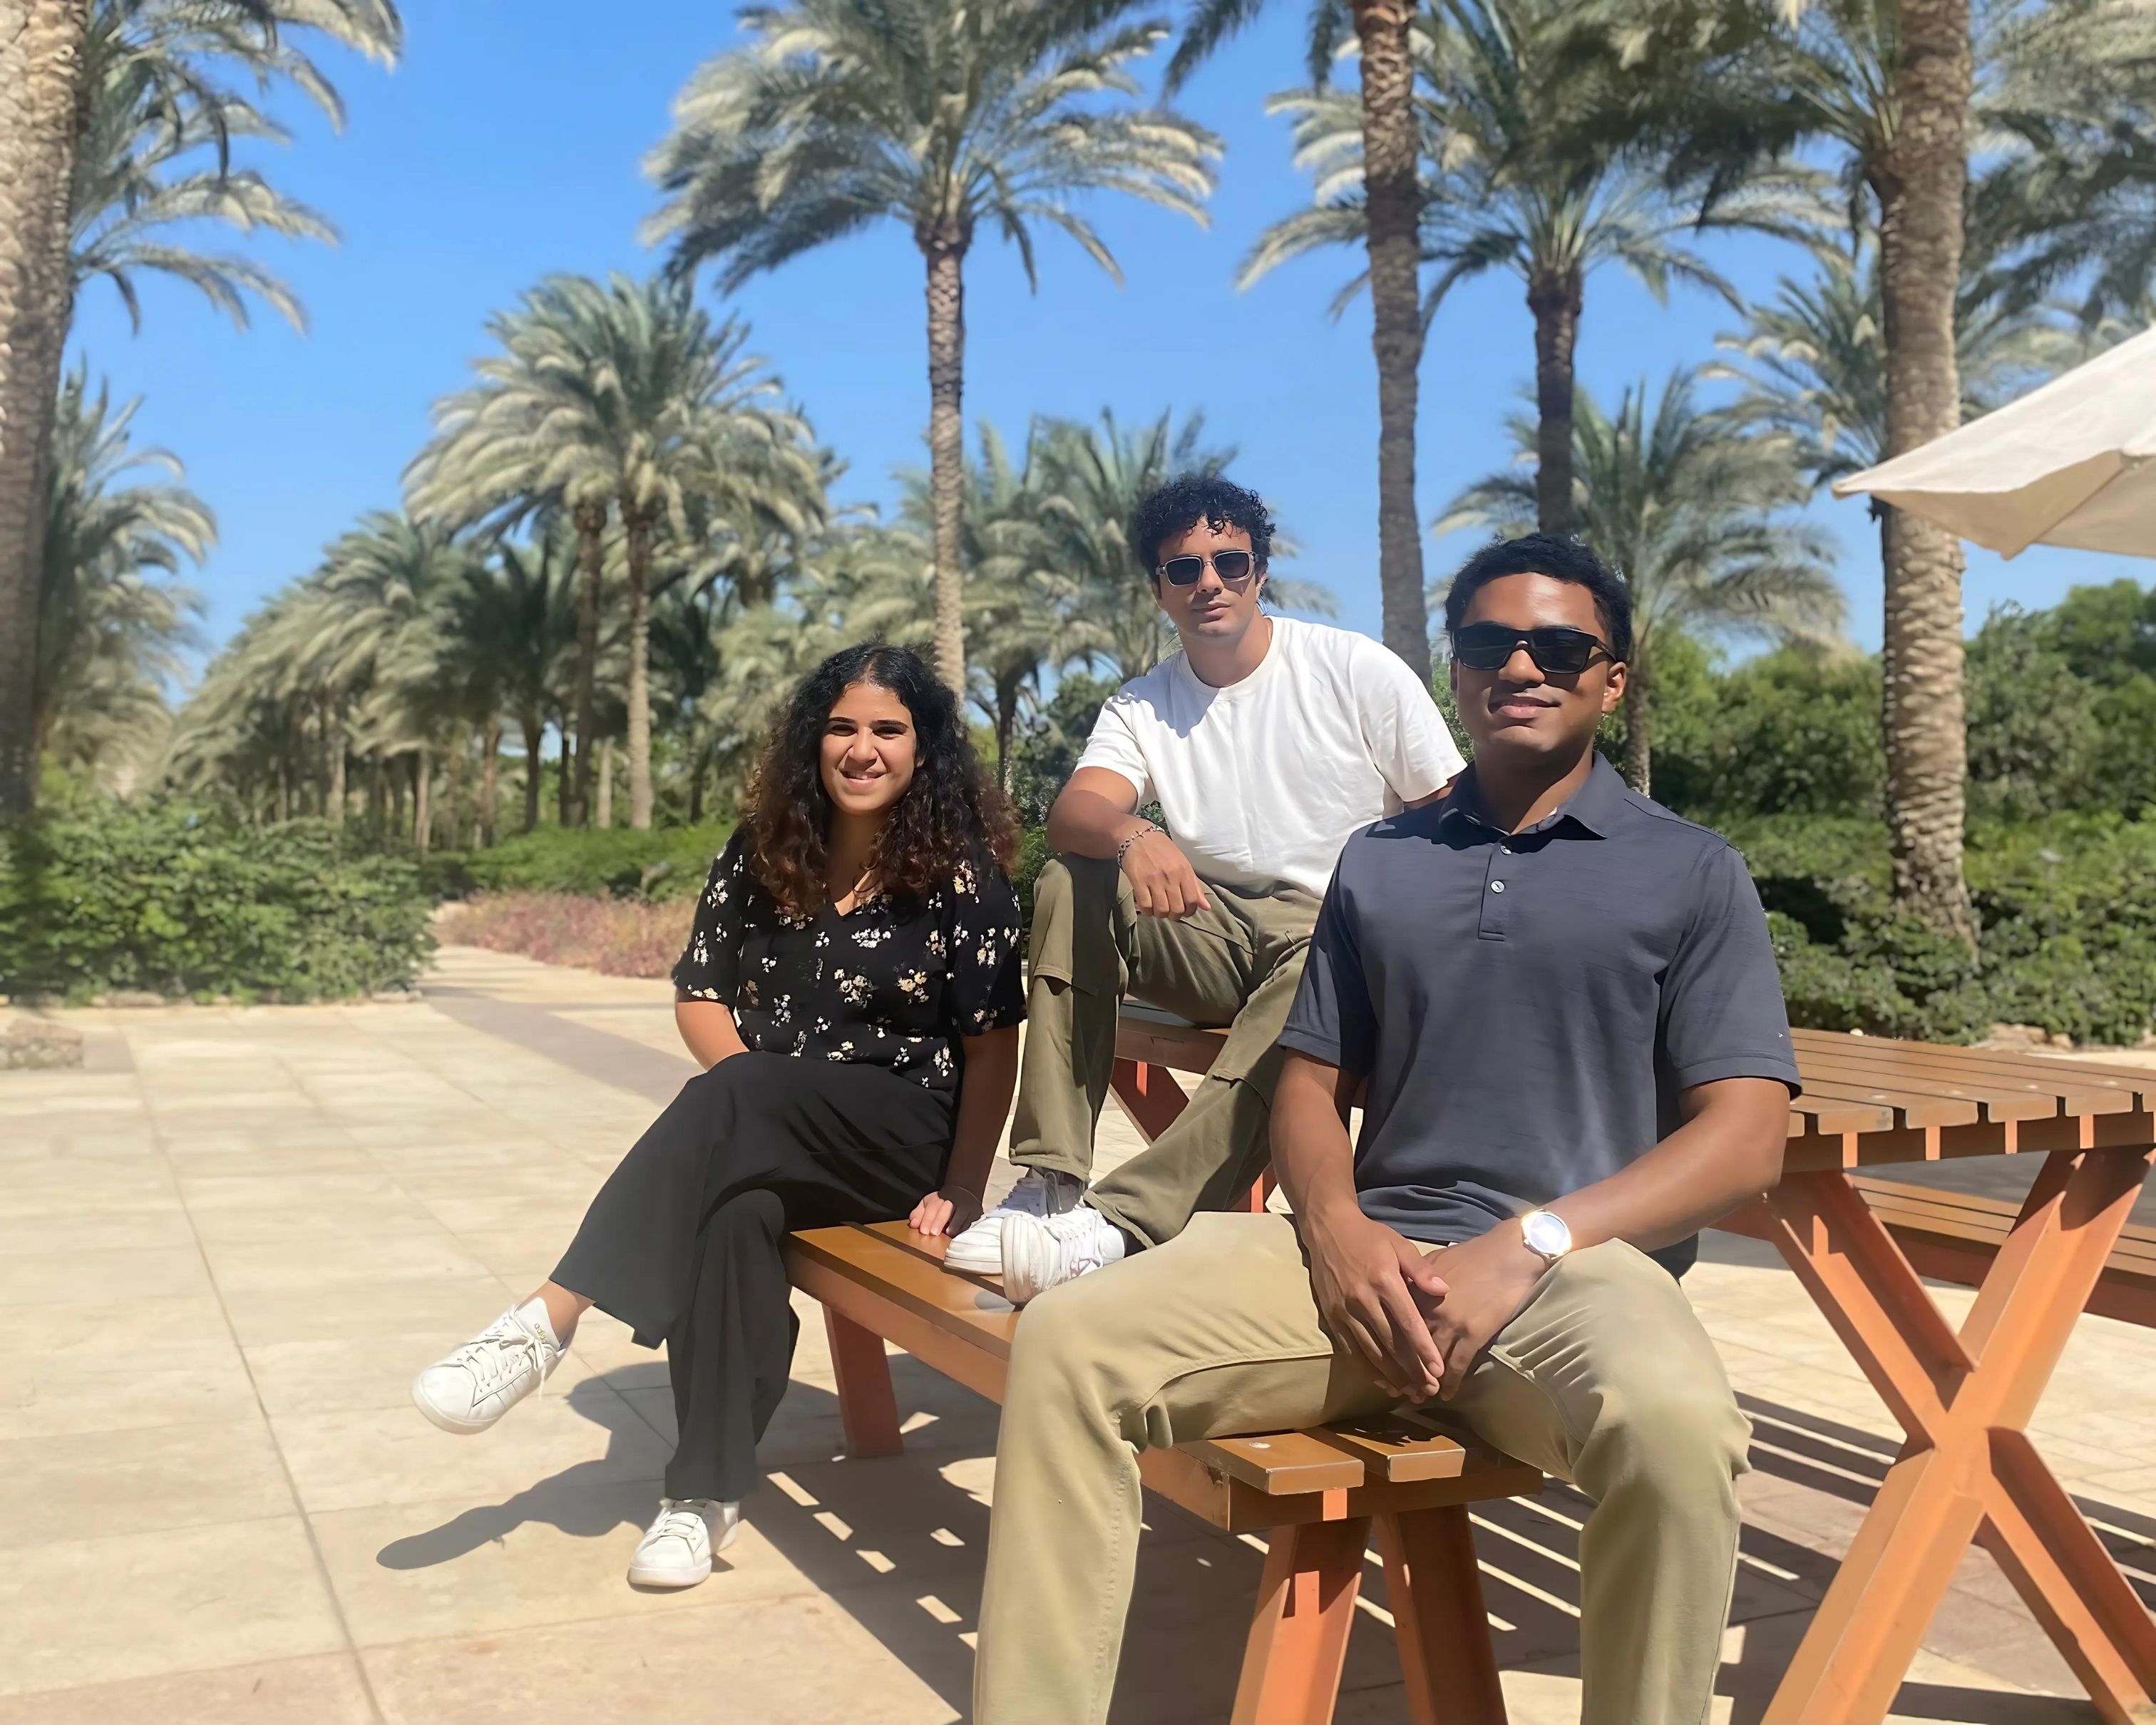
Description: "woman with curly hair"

(411, 643), (1025, 1588)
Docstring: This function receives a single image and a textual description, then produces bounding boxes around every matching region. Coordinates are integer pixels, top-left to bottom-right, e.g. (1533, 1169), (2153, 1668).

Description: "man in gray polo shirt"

(974, 534), (1800, 1725)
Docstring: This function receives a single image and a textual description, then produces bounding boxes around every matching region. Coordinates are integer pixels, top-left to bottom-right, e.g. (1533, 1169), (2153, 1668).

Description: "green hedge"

(446, 823), (734, 903)
(1730, 813), (2156, 1045)
(1, 801), (435, 1003)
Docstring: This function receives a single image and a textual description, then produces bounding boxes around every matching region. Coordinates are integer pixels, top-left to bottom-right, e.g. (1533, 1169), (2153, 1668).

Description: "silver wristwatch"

(1518, 1208), (1573, 1269)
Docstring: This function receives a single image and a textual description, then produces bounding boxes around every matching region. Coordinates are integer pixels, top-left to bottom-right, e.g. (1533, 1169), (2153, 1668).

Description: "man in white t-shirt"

(945, 474), (1463, 1299)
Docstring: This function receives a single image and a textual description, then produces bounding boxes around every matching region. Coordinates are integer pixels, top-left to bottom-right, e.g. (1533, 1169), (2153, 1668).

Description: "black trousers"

(553, 1052), (953, 1501)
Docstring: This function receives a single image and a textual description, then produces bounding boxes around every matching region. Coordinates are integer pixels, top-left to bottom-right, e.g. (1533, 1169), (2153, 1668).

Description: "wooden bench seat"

(785, 1219), (1542, 1724)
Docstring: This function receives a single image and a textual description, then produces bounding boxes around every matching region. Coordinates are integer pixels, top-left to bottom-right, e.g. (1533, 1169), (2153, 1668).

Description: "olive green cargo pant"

(1008, 855), (1320, 1247)
(974, 1214), (1751, 1724)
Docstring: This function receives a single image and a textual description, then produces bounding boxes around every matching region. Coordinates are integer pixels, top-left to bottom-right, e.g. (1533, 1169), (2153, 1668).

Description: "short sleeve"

(945, 861), (1026, 1035)
(1073, 695), (1153, 805)
(1278, 859), (1378, 1076)
(671, 832), (749, 1005)
(1355, 639), (1464, 803)
(1660, 844), (1802, 1095)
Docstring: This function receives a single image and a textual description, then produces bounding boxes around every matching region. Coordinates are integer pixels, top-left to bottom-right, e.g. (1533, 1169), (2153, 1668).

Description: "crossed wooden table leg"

(1751, 1146), (2156, 1724)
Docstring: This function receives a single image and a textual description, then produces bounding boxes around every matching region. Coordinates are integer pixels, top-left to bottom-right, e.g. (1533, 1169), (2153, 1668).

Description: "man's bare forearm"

(1271, 1052), (1365, 1230)
(1045, 785), (1150, 859)
(1546, 1077), (1789, 1255)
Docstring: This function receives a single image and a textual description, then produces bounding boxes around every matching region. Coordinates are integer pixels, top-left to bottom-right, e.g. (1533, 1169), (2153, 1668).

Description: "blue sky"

(68, 0), (2148, 661)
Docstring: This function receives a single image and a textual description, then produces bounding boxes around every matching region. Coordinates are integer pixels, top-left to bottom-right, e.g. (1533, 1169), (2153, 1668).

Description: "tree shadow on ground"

(369, 1364), (2115, 1724)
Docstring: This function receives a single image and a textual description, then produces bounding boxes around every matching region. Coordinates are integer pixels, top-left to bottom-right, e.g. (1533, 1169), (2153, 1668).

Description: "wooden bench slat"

(1790, 1029), (2156, 1112)
(1309, 1419), (1478, 1483)
(1792, 1053), (2067, 1123)
(1187, 1432), (1367, 1495)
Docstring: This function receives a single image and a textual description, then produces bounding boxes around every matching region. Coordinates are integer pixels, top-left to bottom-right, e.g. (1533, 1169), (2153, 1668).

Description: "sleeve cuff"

(1669, 1053), (1802, 1098)
(1276, 1025), (1370, 1076)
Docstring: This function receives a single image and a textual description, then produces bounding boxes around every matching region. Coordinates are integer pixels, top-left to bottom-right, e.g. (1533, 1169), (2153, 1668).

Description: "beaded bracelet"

(1115, 821), (1161, 866)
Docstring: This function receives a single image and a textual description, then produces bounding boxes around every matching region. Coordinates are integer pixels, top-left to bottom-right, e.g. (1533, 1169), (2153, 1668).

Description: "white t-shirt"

(1075, 617), (1465, 897)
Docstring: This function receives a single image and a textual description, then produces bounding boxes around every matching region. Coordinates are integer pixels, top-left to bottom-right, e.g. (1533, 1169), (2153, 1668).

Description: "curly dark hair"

(744, 643), (1018, 918)
(1129, 473), (1275, 575)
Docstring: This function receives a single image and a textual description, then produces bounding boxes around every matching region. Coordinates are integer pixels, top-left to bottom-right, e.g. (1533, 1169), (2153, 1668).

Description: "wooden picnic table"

(1110, 1012), (2156, 1725)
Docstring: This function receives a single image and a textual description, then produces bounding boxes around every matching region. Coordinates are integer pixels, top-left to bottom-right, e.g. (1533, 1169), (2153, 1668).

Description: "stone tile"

(201, 1231), (493, 1295)
(186, 1199), (436, 1245)
(0, 1517), (349, 1699)
(0, 1417), (293, 1548)
(0, 1336), (255, 1440)
(359, 1594), (955, 1724)
(220, 1272), (510, 1348)
(0, 1653), (374, 1725)
(0, 1207), (198, 1252)
(270, 1384), (672, 1515)
(176, 1170), (416, 1212)
(312, 1478), (822, 1647)
(0, 1244), (212, 1306)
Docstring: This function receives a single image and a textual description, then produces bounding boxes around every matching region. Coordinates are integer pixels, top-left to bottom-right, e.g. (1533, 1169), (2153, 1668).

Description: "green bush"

(1, 800), (435, 1003)
(1727, 812), (2156, 1045)
(451, 822), (734, 903)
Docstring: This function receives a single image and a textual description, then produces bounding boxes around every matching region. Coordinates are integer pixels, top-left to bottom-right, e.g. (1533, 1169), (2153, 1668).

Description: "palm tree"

(408, 274), (818, 830)
(1638, 0), (2156, 939)
(643, 0), (1221, 693)
(35, 365), (210, 789)
(1030, 408), (1233, 681)
(472, 531), (580, 834)
(0, 0), (400, 813)
(1713, 233), (2080, 566)
(1246, 0), (1820, 541)
(1438, 367), (1844, 794)
(1162, 0), (1438, 677)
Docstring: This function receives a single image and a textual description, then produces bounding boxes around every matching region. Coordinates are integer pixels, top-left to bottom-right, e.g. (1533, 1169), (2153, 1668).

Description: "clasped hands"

(1303, 1204), (1545, 1403)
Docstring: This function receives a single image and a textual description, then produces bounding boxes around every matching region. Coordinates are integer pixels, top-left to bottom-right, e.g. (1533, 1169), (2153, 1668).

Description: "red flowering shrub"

(438, 892), (693, 979)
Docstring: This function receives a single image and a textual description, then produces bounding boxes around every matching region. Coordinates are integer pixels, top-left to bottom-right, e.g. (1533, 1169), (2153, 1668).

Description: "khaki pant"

(1010, 856), (1319, 1247)
(975, 1212), (1751, 1725)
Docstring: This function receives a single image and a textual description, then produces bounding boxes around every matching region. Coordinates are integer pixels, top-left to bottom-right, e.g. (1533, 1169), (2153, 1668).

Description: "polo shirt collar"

(1438, 754), (1628, 839)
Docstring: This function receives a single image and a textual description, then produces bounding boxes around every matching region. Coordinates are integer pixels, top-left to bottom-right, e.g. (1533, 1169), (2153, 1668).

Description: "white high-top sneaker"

(943, 1167), (1084, 1276)
(627, 1498), (739, 1589)
(411, 1304), (563, 1435)
(1001, 1204), (1128, 1304)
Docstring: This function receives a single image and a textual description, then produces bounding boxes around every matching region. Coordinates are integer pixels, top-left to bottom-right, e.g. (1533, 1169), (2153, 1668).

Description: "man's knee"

(1029, 854), (1125, 986)
(1003, 1266), (1156, 1423)
(1584, 1374), (1750, 1508)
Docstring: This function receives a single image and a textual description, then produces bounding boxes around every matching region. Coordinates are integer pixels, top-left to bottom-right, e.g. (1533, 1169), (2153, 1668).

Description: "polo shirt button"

(1489, 880), (1506, 893)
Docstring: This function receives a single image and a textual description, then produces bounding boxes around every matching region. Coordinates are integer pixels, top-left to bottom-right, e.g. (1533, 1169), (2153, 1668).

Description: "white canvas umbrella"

(1832, 324), (2156, 558)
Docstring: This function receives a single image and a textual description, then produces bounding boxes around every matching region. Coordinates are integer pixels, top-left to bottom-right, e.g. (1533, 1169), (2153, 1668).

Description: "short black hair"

(1443, 533), (1633, 662)
(1129, 473), (1275, 576)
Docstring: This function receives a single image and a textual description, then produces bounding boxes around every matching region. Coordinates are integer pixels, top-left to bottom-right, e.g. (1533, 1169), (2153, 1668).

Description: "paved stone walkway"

(3, 945), (2152, 1722)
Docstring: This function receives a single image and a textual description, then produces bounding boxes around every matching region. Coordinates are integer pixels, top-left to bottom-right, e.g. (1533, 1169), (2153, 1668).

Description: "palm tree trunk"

(596, 735), (614, 829)
(326, 698), (347, 828)
(1622, 655), (1651, 796)
(688, 744), (708, 824)
(996, 682), (1018, 794)
(389, 754), (404, 831)
(1354, 0), (1432, 682)
(0, 0), (88, 814)
(1527, 270), (1584, 535)
(521, 718), (543, 833)
(443, 740), (465, 851)
(369, 749), (386, 831)
(923, 227), (969, 694)
(570, 498), (607, 827)
(622, 502), (654, 829)
(480, 715), (500, 847)
(1872, 0), (1978, 948)
(557, 720), (573, 827)
(413, 748), (433, 856)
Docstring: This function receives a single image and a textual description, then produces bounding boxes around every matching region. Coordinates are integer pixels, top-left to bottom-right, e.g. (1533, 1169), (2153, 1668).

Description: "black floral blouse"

(671, 831), (1026, 1090)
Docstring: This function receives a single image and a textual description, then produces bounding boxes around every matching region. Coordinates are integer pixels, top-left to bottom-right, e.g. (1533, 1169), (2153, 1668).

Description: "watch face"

(1523, 1211), (1569, 1256)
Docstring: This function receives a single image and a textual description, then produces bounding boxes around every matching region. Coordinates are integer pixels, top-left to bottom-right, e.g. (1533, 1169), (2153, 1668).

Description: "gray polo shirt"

(1278, 756), (1800, 1276)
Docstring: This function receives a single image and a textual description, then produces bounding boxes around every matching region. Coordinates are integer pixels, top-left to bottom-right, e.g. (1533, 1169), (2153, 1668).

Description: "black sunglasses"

(1157, 550), (1257, 586)
(1451, 622), (1613, 676)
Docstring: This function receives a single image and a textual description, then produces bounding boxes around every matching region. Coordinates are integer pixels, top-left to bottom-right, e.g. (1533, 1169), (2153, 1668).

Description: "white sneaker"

(411, 1304), (563, 1435)
(1002, 1205), (1128, 1304)
(627, 1497), (739, 1589)
(944, 1167), (1084, 1276)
